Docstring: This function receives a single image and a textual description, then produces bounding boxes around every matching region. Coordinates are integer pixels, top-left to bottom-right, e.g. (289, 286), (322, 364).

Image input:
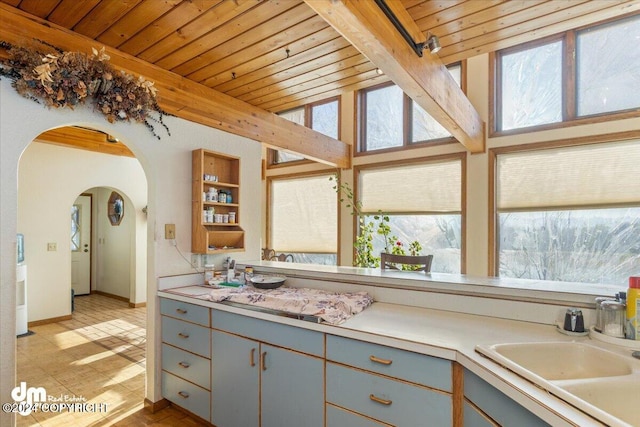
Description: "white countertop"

(158, 285), (634, 426)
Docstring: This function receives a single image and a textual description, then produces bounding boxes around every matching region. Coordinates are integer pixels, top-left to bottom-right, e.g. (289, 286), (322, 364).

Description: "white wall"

(18, 143), (147, 320)
(0, 79), (263, 426)
(94, 187), (135, 300)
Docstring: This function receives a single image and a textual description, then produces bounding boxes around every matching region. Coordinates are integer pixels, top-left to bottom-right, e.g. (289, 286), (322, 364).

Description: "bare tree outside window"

(499, 208), (640, 287)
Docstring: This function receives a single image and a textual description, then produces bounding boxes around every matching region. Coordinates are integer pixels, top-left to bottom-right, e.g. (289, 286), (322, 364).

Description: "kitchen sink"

(476, 341), (640, 427)
(484, 341), (633, 380)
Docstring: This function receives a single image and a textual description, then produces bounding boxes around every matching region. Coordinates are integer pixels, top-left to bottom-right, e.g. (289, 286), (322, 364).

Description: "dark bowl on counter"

(248, 275), (286, 289)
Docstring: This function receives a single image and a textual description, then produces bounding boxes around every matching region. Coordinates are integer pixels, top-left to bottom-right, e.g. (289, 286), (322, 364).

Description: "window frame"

(488, 130), (640, 277)
(356, 62), (466, 156)
(268, 96), (341, 168)
(491, 13), (640, 137)
(354, 152), (467, 273)
(266, 169), (341, 262)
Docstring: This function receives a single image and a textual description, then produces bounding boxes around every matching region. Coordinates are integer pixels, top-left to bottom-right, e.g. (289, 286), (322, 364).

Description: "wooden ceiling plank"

(406, 0), (472, 22)
(175, 2), (314, 78)
(0, 2), (349, 168)
(15, 0), (59, 19)
(156, 1), (299, 73)
(137, 0), (259, 63)
(257, 69), (387, 111)
(47, 0), (100, 28)
(209, 30), (348, 91)
(189, 15), (329, 84)
(420, 0), (549, 40)
(97, 0), (183, 48)
(237, 55), (372, 104)
(305, 0), (485, 153)
(72, 0), (143, 40)
(223, 46), (362, 98)
(439, 0), (640, 64)
(413, 0), (505, 30)
(117, 0), (227, 57)
(436, 0), (587, 51)
(0, 0), (22, 7)
(263, 72), (390, 112)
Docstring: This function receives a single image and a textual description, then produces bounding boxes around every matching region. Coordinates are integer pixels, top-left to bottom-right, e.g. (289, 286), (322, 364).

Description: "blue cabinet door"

(211, 330), (259, 427)
(464, 369), (549, 427)
(261, 344), (324, 427)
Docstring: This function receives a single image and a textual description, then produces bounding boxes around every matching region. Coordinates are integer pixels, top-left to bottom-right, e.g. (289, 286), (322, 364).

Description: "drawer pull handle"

(250, 348), (256, 367)
(261, 351), (267, 371)
(178, 391), (190, 399)
(369, 394), (392, 406)
(178, 361), (190, 369)
(178, 332), (190, 339)
(370, 355), (393, 365)
(176, 308), (188, 314)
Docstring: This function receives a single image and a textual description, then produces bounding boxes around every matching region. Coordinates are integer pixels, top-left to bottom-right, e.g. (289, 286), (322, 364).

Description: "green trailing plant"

(331, 175), (424, 270)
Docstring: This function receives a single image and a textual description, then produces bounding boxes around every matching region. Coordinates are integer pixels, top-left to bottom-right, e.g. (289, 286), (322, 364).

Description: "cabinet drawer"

(162, 343), (211, 390)
(160, 298), (210, 327)
(211, 309), (323, 357)
(326, 363), (451, 427)
(327, 334), (451, 392)
(162, 316), (211, 358)
(162, 371), (210, 421)
(327, 404), (390, 427)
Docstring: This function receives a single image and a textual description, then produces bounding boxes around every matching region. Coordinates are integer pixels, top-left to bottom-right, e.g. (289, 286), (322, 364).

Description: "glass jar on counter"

(601, 300), (626, 338)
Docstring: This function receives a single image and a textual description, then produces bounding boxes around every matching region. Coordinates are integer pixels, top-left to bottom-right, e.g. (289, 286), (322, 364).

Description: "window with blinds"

(270, 174), (337, 264)
(496, 140), (640, 287)
(358, 157), (463, 273)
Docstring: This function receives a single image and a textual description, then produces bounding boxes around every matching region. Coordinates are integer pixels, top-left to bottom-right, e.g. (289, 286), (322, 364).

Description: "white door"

(71, 195), (91, 295)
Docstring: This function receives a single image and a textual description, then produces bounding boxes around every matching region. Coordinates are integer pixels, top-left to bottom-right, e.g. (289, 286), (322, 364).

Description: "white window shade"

(360, 160), (461, 213)
(497, 140), (640, 210)
(271, 175), (337, 253)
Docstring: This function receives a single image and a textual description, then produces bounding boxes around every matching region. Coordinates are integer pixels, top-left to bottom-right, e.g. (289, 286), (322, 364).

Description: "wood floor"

(16, 294), (203, 426)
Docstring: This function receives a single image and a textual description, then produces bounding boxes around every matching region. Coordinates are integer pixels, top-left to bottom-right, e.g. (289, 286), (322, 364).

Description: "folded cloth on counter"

(196, 286), (374, 325)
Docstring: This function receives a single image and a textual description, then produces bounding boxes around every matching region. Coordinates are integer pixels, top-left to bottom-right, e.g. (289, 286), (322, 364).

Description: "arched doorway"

(17, 128), (148, 321)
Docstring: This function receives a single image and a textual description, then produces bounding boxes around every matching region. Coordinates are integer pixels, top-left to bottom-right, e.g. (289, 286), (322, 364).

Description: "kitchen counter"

(157, 267), (638, 427)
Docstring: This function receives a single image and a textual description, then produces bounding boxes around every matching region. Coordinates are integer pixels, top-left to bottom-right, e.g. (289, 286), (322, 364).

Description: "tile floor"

(16, 294), (202, 426)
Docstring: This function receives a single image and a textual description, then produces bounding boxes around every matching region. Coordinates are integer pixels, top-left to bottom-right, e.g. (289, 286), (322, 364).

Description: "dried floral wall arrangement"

(0, 41), (170, 139)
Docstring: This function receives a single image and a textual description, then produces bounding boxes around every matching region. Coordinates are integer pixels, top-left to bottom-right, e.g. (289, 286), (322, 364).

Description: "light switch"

(165, 224), (176, 239)
(47, 242), (57, 251)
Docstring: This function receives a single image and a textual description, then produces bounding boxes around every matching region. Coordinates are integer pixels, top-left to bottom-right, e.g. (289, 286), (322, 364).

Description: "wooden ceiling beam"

(36, 127), (135, 157)
(0, 3), (350, 168)
(305, 0), (485, 153)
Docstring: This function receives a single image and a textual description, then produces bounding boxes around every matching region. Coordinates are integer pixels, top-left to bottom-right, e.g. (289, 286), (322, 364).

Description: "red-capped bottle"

(627, 276), (640, 340)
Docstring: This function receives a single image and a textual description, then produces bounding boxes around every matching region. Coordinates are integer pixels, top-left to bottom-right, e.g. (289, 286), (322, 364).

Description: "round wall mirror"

(108, 191), (124, 226)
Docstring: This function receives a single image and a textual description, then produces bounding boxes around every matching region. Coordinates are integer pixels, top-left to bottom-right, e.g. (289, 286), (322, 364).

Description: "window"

(272, 98), (340, 165)
(269, 173), (338, 265)
(358, 156), (464, 273)
(359, 64), (462, 152)
(495, 14), (640, 133)
(494, 138), (640, 287)
(71, 204), (80, 251)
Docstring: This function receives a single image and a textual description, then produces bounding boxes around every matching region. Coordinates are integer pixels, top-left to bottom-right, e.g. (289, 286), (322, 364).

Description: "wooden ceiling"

(3, 0), (637, 113)
(1, 1), (638, 161)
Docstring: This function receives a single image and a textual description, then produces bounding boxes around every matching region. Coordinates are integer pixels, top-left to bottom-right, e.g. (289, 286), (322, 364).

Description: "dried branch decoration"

(0, 41), (170, 139)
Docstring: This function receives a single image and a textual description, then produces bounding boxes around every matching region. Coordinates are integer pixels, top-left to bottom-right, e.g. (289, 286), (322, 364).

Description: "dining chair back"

(380, 252), (433, 273)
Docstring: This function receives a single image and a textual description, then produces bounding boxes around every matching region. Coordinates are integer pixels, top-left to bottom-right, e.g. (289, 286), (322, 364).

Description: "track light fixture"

(426, 34), (441, 54)
(375, 0), (441, 57)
